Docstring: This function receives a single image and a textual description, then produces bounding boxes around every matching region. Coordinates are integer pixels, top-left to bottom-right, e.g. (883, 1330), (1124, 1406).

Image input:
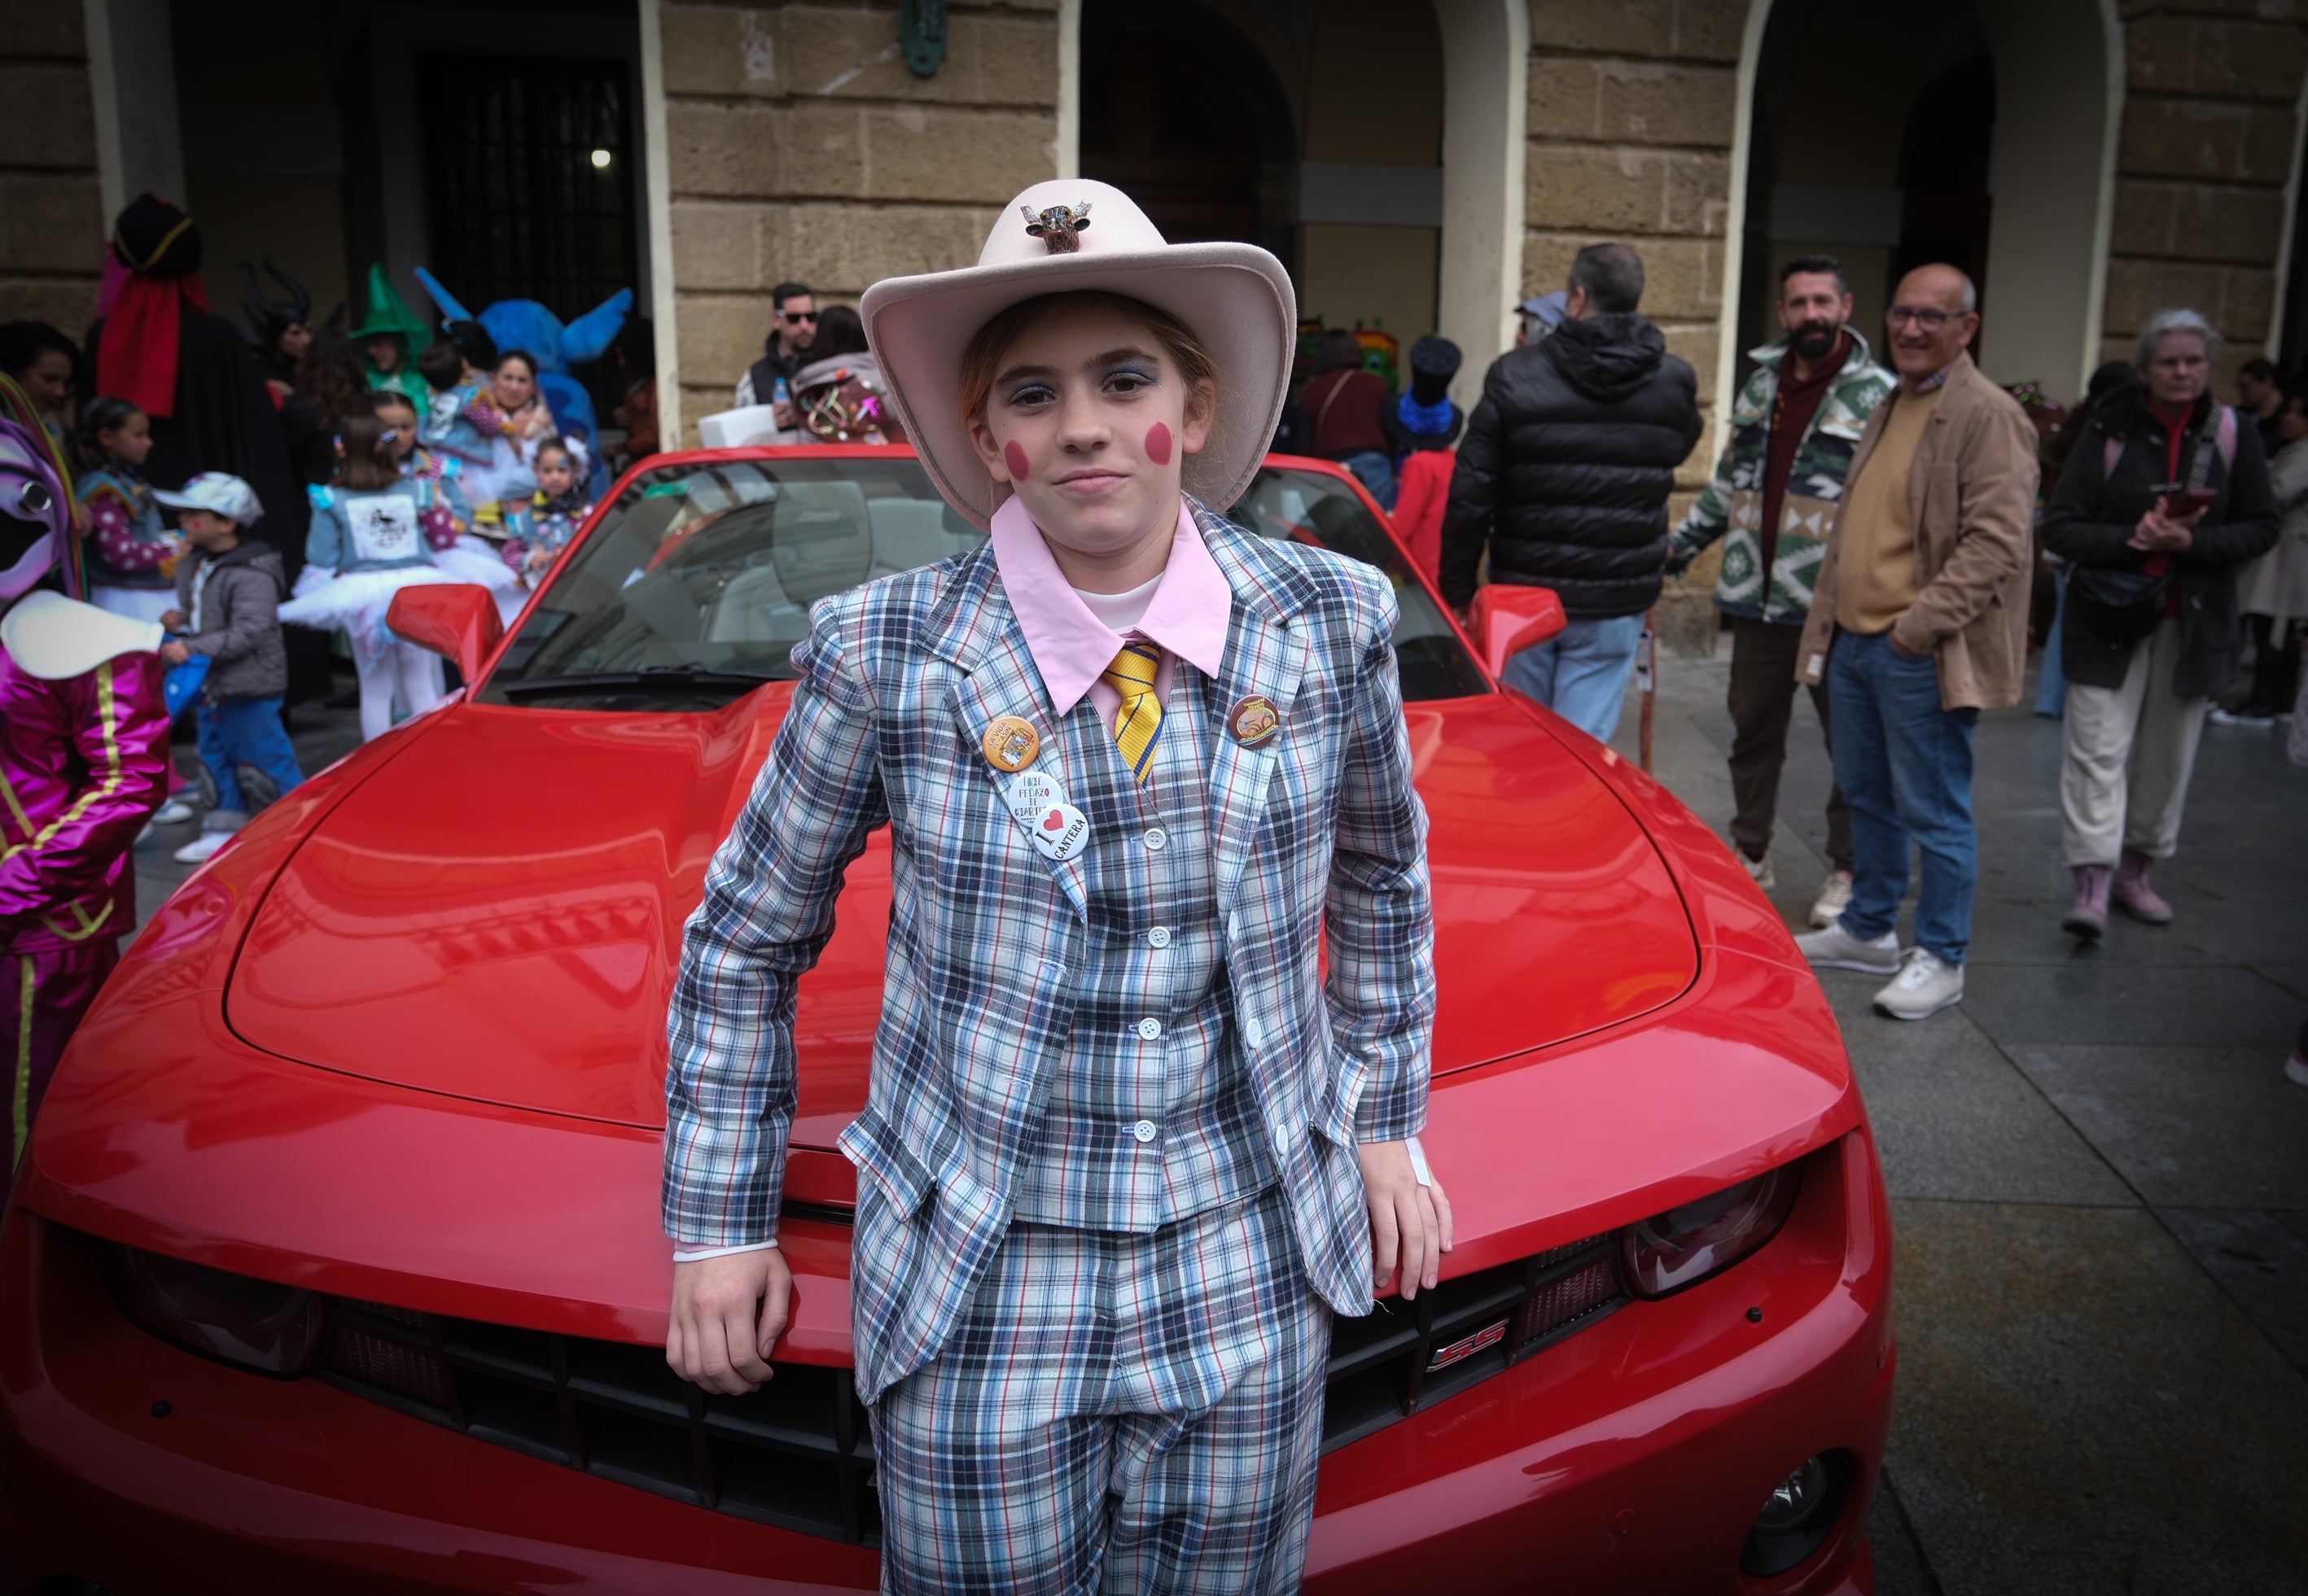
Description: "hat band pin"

(1022, 203), (1092, 254)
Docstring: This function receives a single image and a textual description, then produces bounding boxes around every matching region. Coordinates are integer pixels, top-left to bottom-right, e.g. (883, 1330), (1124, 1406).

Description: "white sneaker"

(171, 830), (234, 865)
(152, 796), (197, 826)
(1739, 850), (1776, 892)
(1872, 947), (1964, 1021)
(2208, 706), (2275, 728)
(1793, 923), (1901, 975)
(1809, 869), (1855, 928)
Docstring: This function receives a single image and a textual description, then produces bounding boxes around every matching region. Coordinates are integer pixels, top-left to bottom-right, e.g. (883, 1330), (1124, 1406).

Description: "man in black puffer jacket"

(1440, 243), (1703, 740)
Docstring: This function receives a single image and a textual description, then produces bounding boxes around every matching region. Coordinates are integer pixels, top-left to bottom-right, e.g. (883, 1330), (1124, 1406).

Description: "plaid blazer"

(663, 503), (1436, 1401)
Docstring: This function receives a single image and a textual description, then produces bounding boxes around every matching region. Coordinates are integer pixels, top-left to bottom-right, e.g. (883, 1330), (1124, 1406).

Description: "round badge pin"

(1004, 768), (1066, 823)
(982, 715), (1040, 772)
(1030, 802), (1090, 863)
(1228, 694), (1281, 748)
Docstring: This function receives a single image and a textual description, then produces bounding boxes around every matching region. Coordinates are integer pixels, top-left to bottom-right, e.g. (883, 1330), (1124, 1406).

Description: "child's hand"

(159, 609), (185, 631)
(158, 640), (192, 666)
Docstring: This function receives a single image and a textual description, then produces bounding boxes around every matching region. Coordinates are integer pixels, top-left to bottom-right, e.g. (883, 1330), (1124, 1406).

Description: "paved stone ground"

(1610, 642), (2308, 1595)
(127, 655), (2308, 1591)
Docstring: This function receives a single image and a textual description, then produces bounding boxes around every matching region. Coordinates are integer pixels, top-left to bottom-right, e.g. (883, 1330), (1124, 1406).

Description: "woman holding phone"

(2043, 308), (2279, 938)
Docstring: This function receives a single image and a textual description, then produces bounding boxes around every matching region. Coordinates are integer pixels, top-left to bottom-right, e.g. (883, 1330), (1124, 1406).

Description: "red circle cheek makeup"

(1144, 422), (1174, 466)
(1003, 441), (1031, 481)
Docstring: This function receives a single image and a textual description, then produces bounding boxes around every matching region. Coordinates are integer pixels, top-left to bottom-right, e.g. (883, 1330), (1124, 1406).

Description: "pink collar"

(988, 496), (1233, 717)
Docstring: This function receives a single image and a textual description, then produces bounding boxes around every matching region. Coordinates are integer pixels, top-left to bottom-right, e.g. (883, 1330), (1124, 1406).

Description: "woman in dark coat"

(2042, 308), (2278, 938)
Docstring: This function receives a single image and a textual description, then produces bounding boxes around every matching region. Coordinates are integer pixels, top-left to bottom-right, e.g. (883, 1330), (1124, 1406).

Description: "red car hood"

(225, 690), (1696, 1141)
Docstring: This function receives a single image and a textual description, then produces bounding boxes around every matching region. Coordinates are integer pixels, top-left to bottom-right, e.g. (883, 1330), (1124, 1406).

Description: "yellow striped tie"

(1101, 642), (1164, 783)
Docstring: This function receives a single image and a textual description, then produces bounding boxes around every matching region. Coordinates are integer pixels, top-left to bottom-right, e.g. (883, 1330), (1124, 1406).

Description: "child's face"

(366, 335), (403, 374)
(536, 449), (576, 498)
(102, 409), (153, 466)
(179, 509), (239, 551)
(966, 302), (1211, 561)
(377, 405), (418, 460)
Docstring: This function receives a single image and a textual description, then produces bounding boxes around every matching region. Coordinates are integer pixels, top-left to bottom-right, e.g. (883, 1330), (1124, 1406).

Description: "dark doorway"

(1894, 56), (1997, 308)
(418, 54), (638, 321)
(1080, 2), (1295, 275)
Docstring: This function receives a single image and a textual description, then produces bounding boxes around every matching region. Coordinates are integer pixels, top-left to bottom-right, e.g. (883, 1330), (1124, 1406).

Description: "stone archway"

(1722, 0), (2121, 404)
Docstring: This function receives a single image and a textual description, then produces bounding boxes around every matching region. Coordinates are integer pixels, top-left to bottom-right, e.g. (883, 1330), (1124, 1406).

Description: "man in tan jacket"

(1790, 264), (2036, 1020)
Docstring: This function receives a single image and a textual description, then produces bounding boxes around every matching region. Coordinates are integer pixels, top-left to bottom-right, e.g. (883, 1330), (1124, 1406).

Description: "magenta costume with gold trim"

(0, 377), (170, 1163)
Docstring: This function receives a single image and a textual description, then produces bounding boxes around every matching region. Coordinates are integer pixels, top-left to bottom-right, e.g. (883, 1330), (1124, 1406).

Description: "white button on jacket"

(1143, 827), (1167, 851)
(1136, 1017), (1163, 1041)
(1132, 1119), (1158, 1143)
(1242, 1016), (1264, 1047)
(1147, 926), (1172, 949)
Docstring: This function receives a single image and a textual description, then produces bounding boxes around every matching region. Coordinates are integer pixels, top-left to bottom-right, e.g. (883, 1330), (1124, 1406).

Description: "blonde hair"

(957, 290), (1217, 425)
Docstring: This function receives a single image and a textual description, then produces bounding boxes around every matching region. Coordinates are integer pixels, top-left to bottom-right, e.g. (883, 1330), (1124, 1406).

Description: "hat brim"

(861, 243), (1297, 530)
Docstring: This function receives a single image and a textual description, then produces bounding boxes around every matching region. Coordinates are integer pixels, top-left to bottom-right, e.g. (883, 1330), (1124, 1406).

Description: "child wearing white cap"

(662, 179), (1445, 1592)
(153, 473), (303, 864)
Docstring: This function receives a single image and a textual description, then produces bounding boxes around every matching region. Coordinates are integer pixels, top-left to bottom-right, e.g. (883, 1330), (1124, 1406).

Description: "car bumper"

(1, 1133), (1890, 1594)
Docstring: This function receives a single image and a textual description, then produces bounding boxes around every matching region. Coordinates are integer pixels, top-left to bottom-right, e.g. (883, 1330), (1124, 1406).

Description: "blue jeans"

(195, 695), (305, 818)
(1503, 614), (1644, 742)
(1826, 630), (1978, 964)
(2034, 570), (2069, 717)
(1338, 449), (1397, 511)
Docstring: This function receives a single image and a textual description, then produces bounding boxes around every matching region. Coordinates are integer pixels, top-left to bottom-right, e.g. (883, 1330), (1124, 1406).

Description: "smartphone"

(2153, 483), (2216, 518)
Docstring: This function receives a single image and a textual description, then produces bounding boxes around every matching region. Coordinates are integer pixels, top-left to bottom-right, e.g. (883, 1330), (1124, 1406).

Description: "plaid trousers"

(870, 1185), (1329, 1594)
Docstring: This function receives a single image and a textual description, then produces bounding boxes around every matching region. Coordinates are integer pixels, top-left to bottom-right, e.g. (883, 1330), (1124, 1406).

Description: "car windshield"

(482, 453), (1487, 706)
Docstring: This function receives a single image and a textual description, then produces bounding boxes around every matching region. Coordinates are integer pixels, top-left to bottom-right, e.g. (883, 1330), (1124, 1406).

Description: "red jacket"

(1393, 448), (1456, 587)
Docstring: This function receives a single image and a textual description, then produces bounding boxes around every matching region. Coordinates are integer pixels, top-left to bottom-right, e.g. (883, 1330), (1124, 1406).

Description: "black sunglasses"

(780, 310), (818, 325)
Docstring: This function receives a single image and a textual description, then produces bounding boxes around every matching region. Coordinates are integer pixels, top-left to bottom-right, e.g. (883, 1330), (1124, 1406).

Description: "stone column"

(0, 0), (107, 330)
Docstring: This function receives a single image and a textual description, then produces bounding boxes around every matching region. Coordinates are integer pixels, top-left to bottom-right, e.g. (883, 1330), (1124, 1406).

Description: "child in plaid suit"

(663, 181), (1447, 1592)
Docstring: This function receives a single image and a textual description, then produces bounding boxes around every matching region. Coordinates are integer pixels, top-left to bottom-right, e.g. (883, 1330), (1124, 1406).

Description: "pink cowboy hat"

(860, 178), (1297, 529)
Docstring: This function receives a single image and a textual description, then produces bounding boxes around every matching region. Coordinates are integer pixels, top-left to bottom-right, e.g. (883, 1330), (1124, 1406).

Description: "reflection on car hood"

(225, 692), (1697, 1137)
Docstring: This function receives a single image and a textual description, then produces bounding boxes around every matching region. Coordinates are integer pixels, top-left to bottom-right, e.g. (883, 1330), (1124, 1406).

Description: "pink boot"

(2063, 865), (2110, 940)
(2113, 849), (2174, 924)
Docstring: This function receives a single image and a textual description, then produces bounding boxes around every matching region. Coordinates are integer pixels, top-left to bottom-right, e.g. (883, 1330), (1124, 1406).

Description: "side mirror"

(388, 584), (505, 684)
(1469, 585), (1566, 679)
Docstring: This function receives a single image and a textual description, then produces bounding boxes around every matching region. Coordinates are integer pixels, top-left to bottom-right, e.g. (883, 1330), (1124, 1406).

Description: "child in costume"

(663, 180), (1447, 1593)
(0, 374), (171, 1167)
(153, 474), (302, 865)
(1382, 335), (1466, 588)
(499, 436), (590, 583)
(278, 413), (453, 742)
(350, 264), (431, 405)
(414, 337), (503, 466)
(371, 388), (522, 619)
(77, 396), (182, 624)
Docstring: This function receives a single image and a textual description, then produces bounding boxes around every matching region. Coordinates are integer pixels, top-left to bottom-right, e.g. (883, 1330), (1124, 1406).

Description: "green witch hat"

(348, 264), (431, 343)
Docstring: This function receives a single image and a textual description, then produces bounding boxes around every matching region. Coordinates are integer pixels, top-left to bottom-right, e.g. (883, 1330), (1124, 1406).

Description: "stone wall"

(658, 0), (1061, 442)
(1524, 0), (1750, 655)
(0, 0), (105, 332)
(2105, 1), (2308, 387)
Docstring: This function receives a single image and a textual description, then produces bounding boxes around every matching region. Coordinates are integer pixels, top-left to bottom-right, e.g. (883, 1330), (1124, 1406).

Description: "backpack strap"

(2103, 432), (2123, 480)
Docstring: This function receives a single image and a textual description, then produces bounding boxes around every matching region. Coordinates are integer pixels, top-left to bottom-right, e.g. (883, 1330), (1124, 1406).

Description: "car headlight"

(103, 1244), (326, 1377)
(1620, 1161), (1802, 1298)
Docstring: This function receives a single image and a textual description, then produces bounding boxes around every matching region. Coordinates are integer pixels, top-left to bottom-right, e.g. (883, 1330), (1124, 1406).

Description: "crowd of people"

(1437, 237), (2306, 1082)
(0, 194), (663, 861)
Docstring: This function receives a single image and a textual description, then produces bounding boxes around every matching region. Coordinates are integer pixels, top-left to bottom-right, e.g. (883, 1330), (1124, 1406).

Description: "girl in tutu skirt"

(372, 388), (523, 614)
(280, 413), (454, 741)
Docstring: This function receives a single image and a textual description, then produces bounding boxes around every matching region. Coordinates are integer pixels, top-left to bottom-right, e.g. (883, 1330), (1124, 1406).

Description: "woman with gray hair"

(2042, 308), (2279, 938)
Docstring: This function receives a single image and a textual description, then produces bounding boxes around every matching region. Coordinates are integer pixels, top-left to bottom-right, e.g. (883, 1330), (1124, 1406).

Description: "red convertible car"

(1, 448), (1891, 1592)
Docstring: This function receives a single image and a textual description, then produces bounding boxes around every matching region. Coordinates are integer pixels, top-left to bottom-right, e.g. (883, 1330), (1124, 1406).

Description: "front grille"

(321, 1231), (1625, 1541)
(322, 1297), (881, 1546)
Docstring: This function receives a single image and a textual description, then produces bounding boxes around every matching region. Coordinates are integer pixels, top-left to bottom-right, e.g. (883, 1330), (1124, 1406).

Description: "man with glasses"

(736, 282), (819, 411)
(1789, 265), (2037, 1020)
